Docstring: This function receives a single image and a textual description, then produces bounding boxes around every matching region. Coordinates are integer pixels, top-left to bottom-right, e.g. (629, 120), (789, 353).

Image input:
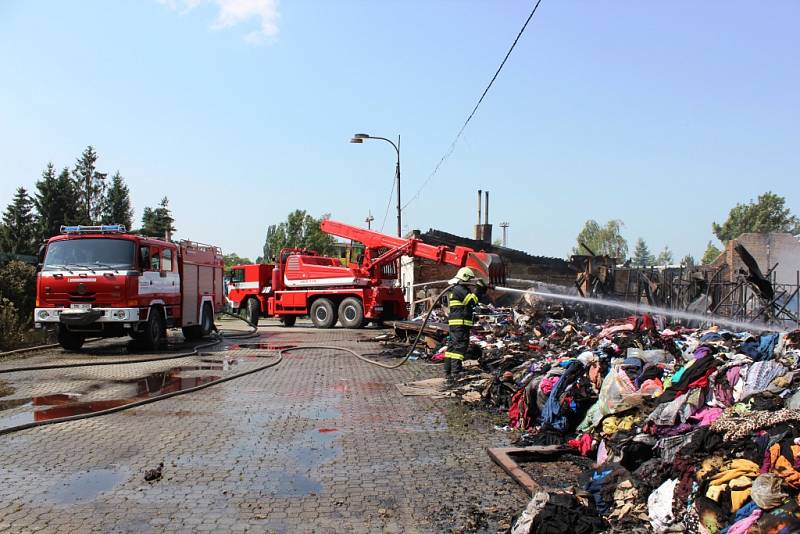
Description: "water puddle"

(0, 366), (221, 430)
(289, 428), (339, 470)
(260, 471), (322, 497)
(309, 405), (341, 420)
(42, 467), (128, 504)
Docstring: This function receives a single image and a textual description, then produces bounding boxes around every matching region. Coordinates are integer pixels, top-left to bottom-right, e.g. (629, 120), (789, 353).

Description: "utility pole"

(365, 211), (374, 230)
(500, 222), (509, 247)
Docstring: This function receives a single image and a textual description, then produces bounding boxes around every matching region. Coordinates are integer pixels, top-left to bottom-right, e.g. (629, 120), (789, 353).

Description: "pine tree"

(101, 171), (134, 229)
(72, 145), (107, 224)
(1, 187), (36, 255)
(655, 245), (674, 266)
(141, 197), (176, 238)
(632, 238), (655, 267)
(681, 255), (696, 268)
(34, 164), (82, 241)
(33, 163), (59, 241)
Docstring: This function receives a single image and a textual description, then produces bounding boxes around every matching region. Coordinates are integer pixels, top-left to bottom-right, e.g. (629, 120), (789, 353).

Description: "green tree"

(712, 191), (800, 242)
(1, 187), (36, 256)
(680, 254), (696, 268)
(34, 164), (81, 242)
(101, 171), (134, 229)
(72, 145), (108, 224)
(0, 260), (37, 325)
(572, 219), (628, 259)
(632, 238), (655, 267)
(0, 261), (37, 349)
(223, 253), (253, 275)
(141, 197), (176, 238)
(262, 210), (336, 261)
(702, 241), (722, 265)
(655, 245), (674, 266)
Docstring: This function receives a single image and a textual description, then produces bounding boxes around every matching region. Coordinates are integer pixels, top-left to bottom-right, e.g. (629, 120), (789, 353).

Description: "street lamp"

(349, 133), (401, 237)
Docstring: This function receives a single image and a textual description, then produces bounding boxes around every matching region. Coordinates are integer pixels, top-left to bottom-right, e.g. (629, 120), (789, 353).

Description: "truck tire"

(310, 298), (337, 329)
(338, 297), (364, 329)
(200, 303), (215, 336)
(139, 307), (165, 350)
(246, 298), (260, 327)
(182, 303), (215, 340)
(58, 326), (85, 351)
(280, 316), (296, 327)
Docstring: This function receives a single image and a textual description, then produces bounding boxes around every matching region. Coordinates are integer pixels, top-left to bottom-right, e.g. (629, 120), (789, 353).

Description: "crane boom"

(320, 219), (506, 285)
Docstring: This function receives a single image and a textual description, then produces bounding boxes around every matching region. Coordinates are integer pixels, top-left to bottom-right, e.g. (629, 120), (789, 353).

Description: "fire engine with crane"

(227, 219), (506, 328)
(34, 225), (224, 351)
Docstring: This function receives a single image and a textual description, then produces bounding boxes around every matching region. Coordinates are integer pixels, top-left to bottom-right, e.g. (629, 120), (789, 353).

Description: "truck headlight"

(113, 310), (127, 320)
(37, 310), (49, 320)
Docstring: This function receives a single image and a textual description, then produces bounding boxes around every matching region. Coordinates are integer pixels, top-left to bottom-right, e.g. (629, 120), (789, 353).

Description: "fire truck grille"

(68, 293), (96, 302)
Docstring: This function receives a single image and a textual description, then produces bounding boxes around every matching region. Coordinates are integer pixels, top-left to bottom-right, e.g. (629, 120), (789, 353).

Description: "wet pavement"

(0, 319), (526, 532)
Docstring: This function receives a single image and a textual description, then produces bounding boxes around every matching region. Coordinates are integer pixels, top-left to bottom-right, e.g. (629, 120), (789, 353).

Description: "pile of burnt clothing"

(511, 491), (608, 534)
(508, 323), (800, 533)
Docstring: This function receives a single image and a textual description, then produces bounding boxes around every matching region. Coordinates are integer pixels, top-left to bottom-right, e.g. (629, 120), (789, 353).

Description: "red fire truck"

(34, 225), (224, 351)
(227, 219), (505, 328)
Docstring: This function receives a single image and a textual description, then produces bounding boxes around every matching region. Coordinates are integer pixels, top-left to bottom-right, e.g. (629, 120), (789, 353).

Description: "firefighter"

(444, 267), (488, 384)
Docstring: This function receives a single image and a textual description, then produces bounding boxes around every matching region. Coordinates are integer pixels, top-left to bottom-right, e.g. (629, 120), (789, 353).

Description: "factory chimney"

(474, 190), (493, 244)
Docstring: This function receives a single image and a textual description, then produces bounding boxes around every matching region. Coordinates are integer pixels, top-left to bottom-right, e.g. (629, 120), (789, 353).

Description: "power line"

(379, 174), (396, 232)
(402, 0), (544, 211)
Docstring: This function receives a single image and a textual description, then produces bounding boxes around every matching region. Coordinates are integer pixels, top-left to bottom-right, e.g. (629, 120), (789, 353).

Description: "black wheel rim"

(345, 306), (356, 322)
(316, 308), (327, 322)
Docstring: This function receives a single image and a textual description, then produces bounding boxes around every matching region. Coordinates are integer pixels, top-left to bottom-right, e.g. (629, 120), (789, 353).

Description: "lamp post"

(350, 133), (401, 237)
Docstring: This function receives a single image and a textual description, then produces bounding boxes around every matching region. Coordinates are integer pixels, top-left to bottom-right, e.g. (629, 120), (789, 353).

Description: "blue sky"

(1, 1), (798, 262)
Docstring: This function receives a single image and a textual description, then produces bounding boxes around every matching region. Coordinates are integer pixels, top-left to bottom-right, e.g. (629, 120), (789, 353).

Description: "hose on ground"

(0, 312), (273, 436)
(0, 350), (282, 437)
(0, 295), (453, 435)
(342, 284), (453, 369)
(0, 312), (258, 374)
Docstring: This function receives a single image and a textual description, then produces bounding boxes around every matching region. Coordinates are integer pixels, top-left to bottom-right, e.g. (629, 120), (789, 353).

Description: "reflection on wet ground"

(228, 343), (298, 351)
(0, 366), (222, 429)
(261, 428), (340, 497)
(42, 467), (128, 504)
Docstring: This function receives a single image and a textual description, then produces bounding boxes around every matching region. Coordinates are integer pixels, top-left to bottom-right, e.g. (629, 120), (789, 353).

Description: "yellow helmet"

(449, 267), (476, 284)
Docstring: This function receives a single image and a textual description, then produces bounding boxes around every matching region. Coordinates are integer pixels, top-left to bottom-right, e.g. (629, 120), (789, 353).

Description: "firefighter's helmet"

(449, 267), (476, 284)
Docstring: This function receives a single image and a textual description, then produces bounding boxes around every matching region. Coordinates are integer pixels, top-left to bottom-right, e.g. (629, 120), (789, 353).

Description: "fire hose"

(0, 288), (454, 435)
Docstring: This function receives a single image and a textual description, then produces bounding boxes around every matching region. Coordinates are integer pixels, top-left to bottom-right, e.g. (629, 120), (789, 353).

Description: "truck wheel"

(140, 307), (165, 350)
(182, 303), (215, 340)
(246, 298), (260, 327)
(200, 303), (215, 336)
(58, 326), (85, 351)
(310, 298), (336, 329)
(338, 297), (364, 329)
(280, 316), (296, 327)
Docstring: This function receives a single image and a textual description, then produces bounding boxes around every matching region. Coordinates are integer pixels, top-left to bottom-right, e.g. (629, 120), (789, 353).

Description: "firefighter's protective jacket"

(447, 283), (479, 326)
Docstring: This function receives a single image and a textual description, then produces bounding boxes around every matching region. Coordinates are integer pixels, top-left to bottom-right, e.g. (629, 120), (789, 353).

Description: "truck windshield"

(43, 239), (135, 271)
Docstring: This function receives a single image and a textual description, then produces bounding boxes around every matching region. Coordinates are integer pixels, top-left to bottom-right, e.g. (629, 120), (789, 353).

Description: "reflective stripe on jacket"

(448, 283), (477, 326)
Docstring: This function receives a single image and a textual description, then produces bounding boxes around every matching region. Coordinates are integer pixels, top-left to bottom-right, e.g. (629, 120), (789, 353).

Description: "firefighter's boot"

(443, 358), (454, 388)
(452, 359), (464, 382)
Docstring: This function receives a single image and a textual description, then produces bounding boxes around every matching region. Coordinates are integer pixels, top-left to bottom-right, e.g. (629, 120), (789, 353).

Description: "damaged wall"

(708, 232), (800, 285)
(401, 229), (576, 308)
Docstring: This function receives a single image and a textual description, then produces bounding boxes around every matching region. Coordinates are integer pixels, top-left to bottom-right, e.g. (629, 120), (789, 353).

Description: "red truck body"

(34, 225), (224, 350)
(227, 220), (505, 328)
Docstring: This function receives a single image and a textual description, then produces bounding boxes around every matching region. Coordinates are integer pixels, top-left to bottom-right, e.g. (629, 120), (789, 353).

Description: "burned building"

(399, 228), (575, 314)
